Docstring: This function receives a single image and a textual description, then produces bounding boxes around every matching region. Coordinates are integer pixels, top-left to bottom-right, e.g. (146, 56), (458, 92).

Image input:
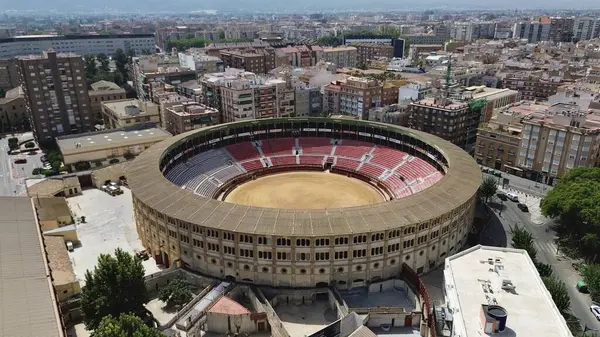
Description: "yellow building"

(44, 236), (81, 302)
(27, 176), (82, 198)
(56, 126), (171, 165)
(101, 99), (160, 129)
(33, 197), (73, 232)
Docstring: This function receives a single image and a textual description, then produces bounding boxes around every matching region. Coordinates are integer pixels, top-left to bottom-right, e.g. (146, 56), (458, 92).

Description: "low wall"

(329, 287), (349, 318)
(160, 283), (214, 330)
(253, 286), (290, 337)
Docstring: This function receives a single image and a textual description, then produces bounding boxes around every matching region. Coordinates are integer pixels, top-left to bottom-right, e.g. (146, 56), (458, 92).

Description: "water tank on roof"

(124, 105), (141, 116)
(487, 305), (508, 332)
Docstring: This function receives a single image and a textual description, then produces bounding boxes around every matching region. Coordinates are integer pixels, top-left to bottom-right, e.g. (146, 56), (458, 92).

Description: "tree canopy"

(158, 278), (193, 308)
(166, 38), (206, 51)
(81, 249), (148, 330)
(540, 167), (600, 260)
(315, 36), (343, 47)
(582, 263), (600, 304)
(91, 313), (163, 337)
(479, 176), (498, 203)
(97, 53), (110, 73)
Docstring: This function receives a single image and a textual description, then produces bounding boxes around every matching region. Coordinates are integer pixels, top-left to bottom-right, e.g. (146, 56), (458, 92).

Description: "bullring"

(128, 118), (481, 288)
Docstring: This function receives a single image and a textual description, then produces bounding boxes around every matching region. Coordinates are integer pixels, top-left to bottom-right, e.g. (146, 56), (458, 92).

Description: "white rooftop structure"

(443, 245), (572, 337)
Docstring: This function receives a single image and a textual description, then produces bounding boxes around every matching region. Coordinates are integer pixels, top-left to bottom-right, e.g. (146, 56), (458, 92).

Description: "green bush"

(74, 161), (91, 171)
(32, 168), (43, 175)
(43, 169), (57, 177)
(94, 160), (103, 167)
(109, 158), (120, 164)
(8, 137), (18, 145)
(24, 142), (35, 148)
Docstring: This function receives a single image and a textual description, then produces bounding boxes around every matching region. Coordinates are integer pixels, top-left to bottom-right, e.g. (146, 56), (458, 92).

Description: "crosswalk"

(534, 241), (558, 255)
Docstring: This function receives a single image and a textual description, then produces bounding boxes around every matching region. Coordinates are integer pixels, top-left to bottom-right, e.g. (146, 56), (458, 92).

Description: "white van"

(506, 193), (519, 202)
(66, 241), (74, 252)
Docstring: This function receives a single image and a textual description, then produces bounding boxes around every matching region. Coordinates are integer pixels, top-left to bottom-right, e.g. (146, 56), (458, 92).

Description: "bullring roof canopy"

(128, 118), (481, 236)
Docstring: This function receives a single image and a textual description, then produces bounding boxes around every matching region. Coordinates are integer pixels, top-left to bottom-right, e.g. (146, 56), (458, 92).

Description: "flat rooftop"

(44, 236), (77, 286)
(102, 99), (158, 118)
(444, 245), (572, 337)
(57, 127), (171, 151)
(0, 197), (64, 337)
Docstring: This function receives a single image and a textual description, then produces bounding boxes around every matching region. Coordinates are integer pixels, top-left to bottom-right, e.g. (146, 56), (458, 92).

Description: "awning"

(503, 165), (523, 172)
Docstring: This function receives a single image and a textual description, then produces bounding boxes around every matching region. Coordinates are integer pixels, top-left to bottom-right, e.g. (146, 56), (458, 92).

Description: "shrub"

(24, 142), (35, 148)
(109, 158), (120, 164)
(94, 161), (103, 167)
(123, 151), (135, 160)
(32, 168), (43, 175)
(74, 161), (91, 171)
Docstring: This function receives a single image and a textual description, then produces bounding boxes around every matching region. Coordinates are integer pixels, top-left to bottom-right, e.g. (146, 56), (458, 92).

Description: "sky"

(4, 0), (600, 13)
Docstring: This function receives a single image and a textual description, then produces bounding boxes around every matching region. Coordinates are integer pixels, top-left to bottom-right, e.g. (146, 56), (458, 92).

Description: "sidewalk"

(482, 169), (553, 198)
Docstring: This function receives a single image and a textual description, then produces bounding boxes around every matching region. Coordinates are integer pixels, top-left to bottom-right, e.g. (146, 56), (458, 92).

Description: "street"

(480, 187), (600, 332)
(0, 134), (45, 196)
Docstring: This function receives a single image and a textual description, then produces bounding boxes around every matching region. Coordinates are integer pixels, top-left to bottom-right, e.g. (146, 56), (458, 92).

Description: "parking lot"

(66, 187), (162, 284)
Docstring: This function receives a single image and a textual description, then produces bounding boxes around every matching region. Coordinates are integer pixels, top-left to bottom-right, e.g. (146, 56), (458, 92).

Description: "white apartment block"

(512, 22), (550, 43)
(0, 34), (155, 59)
(573, 17), (600, 41)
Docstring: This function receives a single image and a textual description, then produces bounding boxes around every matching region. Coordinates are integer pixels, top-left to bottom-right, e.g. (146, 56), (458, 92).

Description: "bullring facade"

(128, 118), (481, 289)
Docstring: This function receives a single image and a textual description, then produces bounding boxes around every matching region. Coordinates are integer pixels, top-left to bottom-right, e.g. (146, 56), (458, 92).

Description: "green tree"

(114, 49), (129, 81)
(81, 249), (148, 330)
(581, 263), (600, 303)
(315, 36), (344, 47)
(158, 279), (193, 308)
(85, 55), (97, 78)
(91, 313), (163, 337)
(509, 225), (537, 261)
(542, 276), (571, 313)
(479, 176), (498, 203)
(540, 167), (600, 260)
(376, 25), (401, 37)
(166, 38), (206, 51)
(97, 53), (110, 73)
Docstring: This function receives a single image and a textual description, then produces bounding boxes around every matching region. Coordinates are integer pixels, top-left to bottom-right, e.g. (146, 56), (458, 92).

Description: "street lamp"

(583, 324), (599, 336)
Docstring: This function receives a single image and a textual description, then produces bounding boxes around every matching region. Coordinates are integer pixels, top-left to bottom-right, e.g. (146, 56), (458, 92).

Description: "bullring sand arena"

(224, 171), (385, 209)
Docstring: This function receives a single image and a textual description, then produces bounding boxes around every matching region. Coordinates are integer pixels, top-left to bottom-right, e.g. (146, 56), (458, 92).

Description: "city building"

(56, 125), (171, 165)
(573, 18), (600, 41)
(0, 34), (155, 59)
(323, 77), (383, 119)
(502, 75), (561, 101)
(512, 22), (551, 43)
(219, 75), (295, 122)
(219, 48), (277, 74)
(546, 17), (575, 43)
(276, 45), (324, 67)
(352, 43), (395, 65)
(131, 55), (197, 102)
(0, 58), (19, 91)
(17, 50), (93, 141)
(294, 84), (323, 117)
(164, 102), (218, 135)
(518, 102), (600, 184)
(322, 46), (358, 68)
(343, 35), (405, 58)
(0, 196), (66, 337)
(440, 245), (572, 337)
(408, 96), (477, 152)
(0, 86), (27, 133)
(101, 99), (160, 129)
(177, 80), (202, 102)
(178, 51), (225, 75)
(88, 80), (126, 125)
(462, 86), (520, 123)
(44, 235), (81, 303)
(198, 69), (256, 117)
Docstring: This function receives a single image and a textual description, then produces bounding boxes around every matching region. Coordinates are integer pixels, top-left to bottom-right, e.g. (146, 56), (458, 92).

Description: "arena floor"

(224, 171), (385, 209)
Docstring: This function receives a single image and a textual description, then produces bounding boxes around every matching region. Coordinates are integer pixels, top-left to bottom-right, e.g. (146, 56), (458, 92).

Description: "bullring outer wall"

(128, 118), (481, 288)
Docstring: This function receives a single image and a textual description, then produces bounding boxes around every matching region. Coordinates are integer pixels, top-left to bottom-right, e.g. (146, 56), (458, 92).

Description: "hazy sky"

(4, 0), (600, 13)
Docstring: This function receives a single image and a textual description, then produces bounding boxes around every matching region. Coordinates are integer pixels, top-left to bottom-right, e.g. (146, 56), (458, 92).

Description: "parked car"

(517, 203), (529, 212)
(577, 280), (589, 293)
(590, 305), (600, 321)
(41, 155), (48, 162)
(506, 193), (519, 202)
(497, 192), (508, 201)
(14, 158), (27, 164)
(66, 240), (74, 252)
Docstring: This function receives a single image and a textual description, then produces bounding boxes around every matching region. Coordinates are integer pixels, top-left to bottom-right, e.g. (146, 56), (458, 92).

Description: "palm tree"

(510, 225), (537, 261)
(479, 176), (498, 203)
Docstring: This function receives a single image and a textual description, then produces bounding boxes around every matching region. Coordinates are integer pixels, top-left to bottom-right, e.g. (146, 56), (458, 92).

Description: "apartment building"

(0, 86), (27, 133)
(573, 18), (600, 41)
(502, 75), (561, 101)
(0, 58), (19, 91)
(462, 86), (520, 123)
(352, 43), (395, 64)
(276, 45), (324, 67)
(323, 77), (383, 119)
(546, 17), (574, 43)
(408, 97), (477, 152)
(178, 51), (225, 75)
(199, 68), (256, 121)
(219, 76), (295, 122)
(219, 48), (277, 74)
(512, 22), (551, 43)
(164, 102), (218, 135)
(101, 99), (160, 129)
(322, 46), (358, 68)
(518, 103), (600, 184)
(155, 92), (194, 129)
(17, 50), (92, 141)
(294, 85), (323, 117)
(131, 55), (196, 102)
(0, 34), (155, 59)
(88, 80), (126, 125)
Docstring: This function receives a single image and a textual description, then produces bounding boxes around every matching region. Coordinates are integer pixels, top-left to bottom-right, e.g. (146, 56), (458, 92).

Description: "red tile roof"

(209, 297), (250, 315)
